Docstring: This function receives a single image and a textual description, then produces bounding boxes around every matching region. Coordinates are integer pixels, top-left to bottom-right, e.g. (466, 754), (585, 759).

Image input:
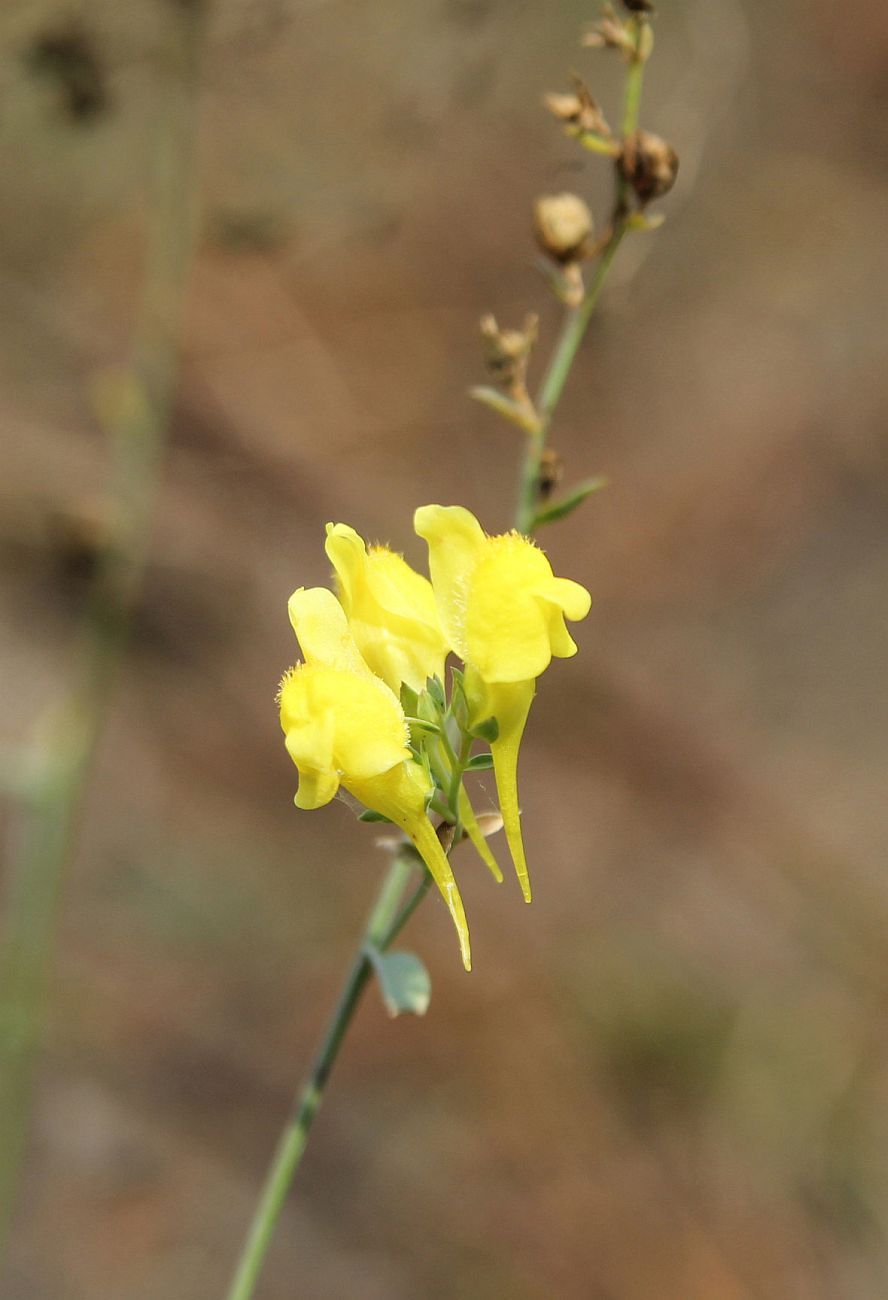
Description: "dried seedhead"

(26, 22), (109, 121)
(479, 313), (538, 393)
(533, 193), (594, 264)
(537, 450), (564, 501)
(544, 77), (611, 138)
(582, 5), (635, 56)
(619, 130), (678, 204)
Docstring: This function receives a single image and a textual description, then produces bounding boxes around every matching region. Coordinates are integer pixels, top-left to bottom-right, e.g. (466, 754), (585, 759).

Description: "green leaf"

(533, 475), (609, 527)
(358, 809), (393, 823)
(367, 948), (431, 1017)
(470, 715), (499, 743)
(465, 752), (494, 771)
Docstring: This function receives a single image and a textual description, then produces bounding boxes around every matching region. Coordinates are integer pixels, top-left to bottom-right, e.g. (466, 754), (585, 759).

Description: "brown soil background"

(2, 0), (888, 1296)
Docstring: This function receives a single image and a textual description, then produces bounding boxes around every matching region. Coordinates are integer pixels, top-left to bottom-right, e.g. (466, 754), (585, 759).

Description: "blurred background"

(2, 0), (888, 1296)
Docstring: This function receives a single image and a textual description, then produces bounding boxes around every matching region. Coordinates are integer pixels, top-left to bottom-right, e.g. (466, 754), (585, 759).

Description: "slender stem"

(0, 5), (205, 1261)
(448, 730), (473, 815)
(225, 852), (426, 1300)
(622, 39), (645, 138)
(515, 23), (648, 534)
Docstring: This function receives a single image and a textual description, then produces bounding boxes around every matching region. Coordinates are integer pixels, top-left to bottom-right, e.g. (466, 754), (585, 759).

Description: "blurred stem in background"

(0, 3), (207, 1264)
(225, 16), (652, 1299)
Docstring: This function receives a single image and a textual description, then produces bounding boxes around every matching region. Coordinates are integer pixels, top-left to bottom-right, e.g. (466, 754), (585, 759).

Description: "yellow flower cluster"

(279, 505), (591, 969)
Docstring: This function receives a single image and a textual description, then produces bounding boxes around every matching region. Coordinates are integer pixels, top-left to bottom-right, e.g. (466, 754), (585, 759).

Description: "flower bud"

(619, 130), (678, 204)
(532, 193), (594, 264)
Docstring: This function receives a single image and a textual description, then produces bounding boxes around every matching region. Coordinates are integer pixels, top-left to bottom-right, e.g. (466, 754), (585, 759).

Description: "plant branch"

(515, 20), (648, 534)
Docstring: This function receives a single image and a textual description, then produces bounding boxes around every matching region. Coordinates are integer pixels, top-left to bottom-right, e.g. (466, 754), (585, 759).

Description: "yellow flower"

(414, 504), (591, 902)
(325, 523), (448, 695)
(281, 586), (471, 969)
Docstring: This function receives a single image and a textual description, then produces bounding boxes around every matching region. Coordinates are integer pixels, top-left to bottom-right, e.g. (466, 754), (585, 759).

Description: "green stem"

(448, 730), (472, 816)
(0, 5), (205, 1263)
(621, 36), (645, 137)
(225, 852), (427, 1300)
(515, 23), (648, 534)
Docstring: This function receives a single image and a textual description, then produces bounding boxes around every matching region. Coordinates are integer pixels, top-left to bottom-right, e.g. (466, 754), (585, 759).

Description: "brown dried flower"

(537, 449), (564, 501)
(619, 130), (678, 204)
(543, 78), (611, 137)
(582, 5), (634, 55)
(479, 313), (538, 390)
(621, 0), (654, 12)
(533, 193), (594, 264)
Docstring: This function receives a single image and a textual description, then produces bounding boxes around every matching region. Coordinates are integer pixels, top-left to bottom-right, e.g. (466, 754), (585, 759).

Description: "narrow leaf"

(359, 809), (393, 823)
(367, 947), (432, 1017)
(465, 752), (494, 771)
(469, 386), (540, 434)
(533, 475), (608, 527)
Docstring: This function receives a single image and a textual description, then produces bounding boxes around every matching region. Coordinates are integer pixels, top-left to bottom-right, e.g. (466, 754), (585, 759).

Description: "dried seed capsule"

(479, 313), (537, 387)
(532, 193), (594, 263)
(537, 449), (564, 501)
(619, 130), (679, 204)
(543, 79), (611, 137)
(583, 6), (634, 54)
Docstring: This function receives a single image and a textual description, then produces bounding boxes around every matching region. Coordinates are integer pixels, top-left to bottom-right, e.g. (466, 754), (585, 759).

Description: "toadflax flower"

(280, 586), (471, 969)
(326, 521), (501, 884)
(414, 504), (591, 902)
(324, 522), (448, 695)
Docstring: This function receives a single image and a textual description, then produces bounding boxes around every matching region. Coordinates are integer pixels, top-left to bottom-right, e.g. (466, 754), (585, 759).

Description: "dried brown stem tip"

(621, 0), (654, 13)
(533, 193), (594, 264)
(544, 78), (611, 137)
(619, 130), (678, 204)
(583, 6), (635, 55)
(479, 313), (538, 389)
(537, 449), (564, 501)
